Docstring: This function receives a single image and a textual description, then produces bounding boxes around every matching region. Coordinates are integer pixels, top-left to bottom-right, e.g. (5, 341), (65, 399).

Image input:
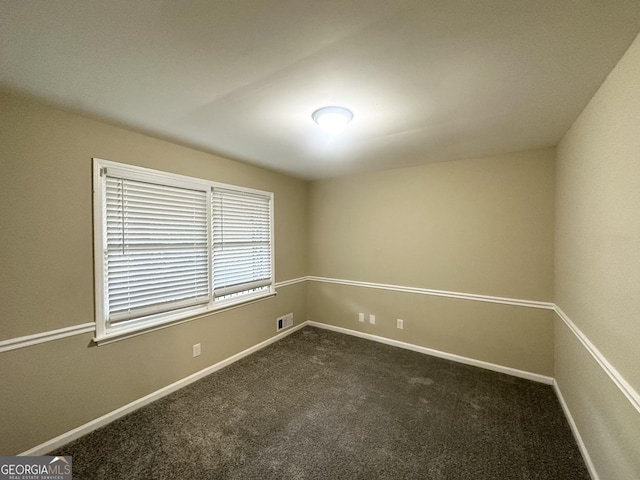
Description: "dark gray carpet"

(52, 327), (590, 479)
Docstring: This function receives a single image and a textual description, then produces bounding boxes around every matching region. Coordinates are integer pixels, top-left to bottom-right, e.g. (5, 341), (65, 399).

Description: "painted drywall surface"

(554, 33), (640, 479)
(555, 320), (640, 480)
(555, 33), (640, 390)
(0, 282), (307, 455)
(307, 149), (555, 376)
(308, 281), (554, 376)
(0, 92), (308, 340)
(309, 148), (555, 301)
(0, 93), (308, 455)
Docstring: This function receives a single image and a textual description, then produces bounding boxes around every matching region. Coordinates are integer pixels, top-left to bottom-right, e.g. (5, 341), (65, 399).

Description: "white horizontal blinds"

(105, 175), (210, 324)
(212, 187), (272, 300)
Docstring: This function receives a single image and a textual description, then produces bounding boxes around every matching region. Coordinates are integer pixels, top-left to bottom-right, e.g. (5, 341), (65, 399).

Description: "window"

(93, 158), (274, 342)
(212, 187), (273, 301)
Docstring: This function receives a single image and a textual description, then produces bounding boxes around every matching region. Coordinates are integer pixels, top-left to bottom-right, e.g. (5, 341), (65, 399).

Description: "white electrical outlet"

(276, 312), (294, 332)
(397, 319), (404, 329)
(192, 343), (201, 357)
(369, 314), (376, 325)
(358, 312), (365, 323)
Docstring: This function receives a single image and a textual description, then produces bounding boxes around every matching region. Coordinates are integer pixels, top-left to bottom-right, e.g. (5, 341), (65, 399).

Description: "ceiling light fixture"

(311, 106), (354, 134)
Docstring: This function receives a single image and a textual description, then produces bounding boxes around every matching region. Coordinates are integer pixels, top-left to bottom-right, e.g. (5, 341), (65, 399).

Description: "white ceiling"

(2, 1), (639, 180)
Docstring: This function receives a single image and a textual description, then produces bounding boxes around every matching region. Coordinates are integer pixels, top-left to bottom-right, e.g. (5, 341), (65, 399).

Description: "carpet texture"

(52, 327), (590, 479)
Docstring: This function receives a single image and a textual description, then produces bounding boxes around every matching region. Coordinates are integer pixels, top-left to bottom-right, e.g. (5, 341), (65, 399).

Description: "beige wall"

(308, 149), (556, 375)
(309, 149), (555, 300)
(4, 31), (639, 467)
(555, 32), (640, 479)
(555, 321), (640, 479)
(0, 93), (309, 455)
(308, 282), (555, 375)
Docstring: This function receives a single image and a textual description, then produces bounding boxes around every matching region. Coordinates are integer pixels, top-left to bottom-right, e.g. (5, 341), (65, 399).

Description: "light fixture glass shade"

(312, 106), (353, 133)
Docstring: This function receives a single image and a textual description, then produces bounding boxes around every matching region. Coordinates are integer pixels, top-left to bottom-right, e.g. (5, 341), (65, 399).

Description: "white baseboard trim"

(307, 321), (554, 385)
(19, 322), (307, 456)
(0, 323), (96, 354)
(553, 380), (599, 480)
(307, 281), (639, 418)
(19, 319), (555, 456)
(12, 288), (636, 474)
(554, 306), (640, 415)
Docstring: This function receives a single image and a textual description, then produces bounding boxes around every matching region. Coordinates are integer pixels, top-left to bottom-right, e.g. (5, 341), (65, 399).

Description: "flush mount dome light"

(312, 106), (353, 134)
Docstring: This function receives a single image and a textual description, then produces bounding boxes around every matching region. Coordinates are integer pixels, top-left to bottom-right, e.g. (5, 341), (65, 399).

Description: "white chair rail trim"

(307, 276), (555, 309)
(0, 323), (96, 354)
(0, 277), (308, 354)
(2, 276), (637, 418)
(554, 305), (640, 415)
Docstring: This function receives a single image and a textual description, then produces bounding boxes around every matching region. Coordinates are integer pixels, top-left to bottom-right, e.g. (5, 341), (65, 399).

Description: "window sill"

(93, 291), (276, 346)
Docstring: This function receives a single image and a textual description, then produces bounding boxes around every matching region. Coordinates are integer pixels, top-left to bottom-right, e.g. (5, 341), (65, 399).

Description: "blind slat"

(212, 187), (272, 301)
(99, 167), (273, 332)
(105, 176), (210, 324)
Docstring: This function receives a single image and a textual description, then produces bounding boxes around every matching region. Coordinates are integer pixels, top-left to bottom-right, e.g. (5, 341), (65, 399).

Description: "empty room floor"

(52, 327), (589, 479)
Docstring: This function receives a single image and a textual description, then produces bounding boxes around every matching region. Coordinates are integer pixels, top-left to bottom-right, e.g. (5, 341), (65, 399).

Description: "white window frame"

(93, 158), (275, 343)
